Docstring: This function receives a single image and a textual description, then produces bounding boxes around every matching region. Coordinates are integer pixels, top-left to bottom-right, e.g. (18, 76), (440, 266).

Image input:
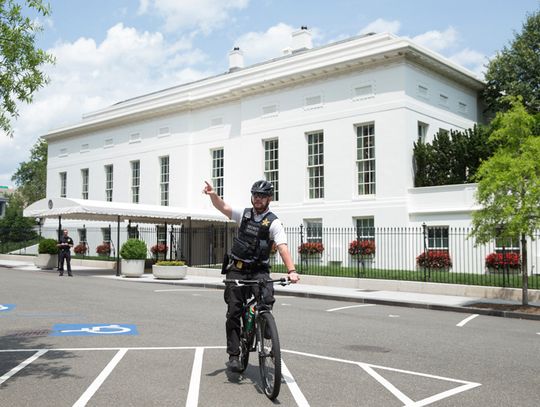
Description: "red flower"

(485, 252), (520, 269)
(348, 240), (375, 256)
(416, 250), (452, 269)
(74, 243), (87, 254)
(151, 243), (168, 254)
(96, 243), (111, 255)
(298, 242), (324, 255)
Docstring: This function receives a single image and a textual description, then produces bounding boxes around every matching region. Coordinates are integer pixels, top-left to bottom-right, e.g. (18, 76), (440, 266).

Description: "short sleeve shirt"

(231, 207), (287, 246)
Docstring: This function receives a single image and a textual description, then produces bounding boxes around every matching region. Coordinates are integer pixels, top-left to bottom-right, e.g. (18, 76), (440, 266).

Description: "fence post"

(299, 224), (304, 273)
(356, 226), (360, 278)
(422, 222), (428, 282)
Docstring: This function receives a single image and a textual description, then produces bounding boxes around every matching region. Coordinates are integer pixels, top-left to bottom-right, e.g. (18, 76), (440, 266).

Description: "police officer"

(203, 180), (299, 372)
(57, 229), (74, 276)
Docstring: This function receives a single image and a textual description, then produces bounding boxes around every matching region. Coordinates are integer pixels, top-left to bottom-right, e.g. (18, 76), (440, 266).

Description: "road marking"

(388, 315), (400, 318)
(326, 304), (376, 312)
(154, 288), (217, 292)
(73, 348), (128, 407)
(0, 349), (47, 385)
(186, 347), (204, 407)
(0, 304), (15, 312)
(360, 363), (414, 405)
(282, 359), (310, 406)
(456, 314), (479, 327)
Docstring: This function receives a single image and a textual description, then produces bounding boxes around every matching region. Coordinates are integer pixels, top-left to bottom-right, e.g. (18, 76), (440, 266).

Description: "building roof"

(23, 197), (230, 225)
(43, 32), (485, 140)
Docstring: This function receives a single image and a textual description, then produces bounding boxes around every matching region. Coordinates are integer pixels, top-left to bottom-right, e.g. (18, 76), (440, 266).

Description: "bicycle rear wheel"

(257, 312), (281, 400)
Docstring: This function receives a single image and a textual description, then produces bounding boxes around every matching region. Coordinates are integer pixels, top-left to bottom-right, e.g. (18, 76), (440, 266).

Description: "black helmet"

(251, 180), (274, 196)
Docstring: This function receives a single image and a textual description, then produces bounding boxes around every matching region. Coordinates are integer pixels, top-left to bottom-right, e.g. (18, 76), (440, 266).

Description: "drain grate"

(6, 329), (51, 337)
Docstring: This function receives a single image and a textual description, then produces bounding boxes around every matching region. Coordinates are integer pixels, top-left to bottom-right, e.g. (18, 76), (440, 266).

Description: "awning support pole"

(116, 215), (120, 276)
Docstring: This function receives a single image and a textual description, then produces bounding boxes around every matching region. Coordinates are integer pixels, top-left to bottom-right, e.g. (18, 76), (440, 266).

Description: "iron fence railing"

(1, 224), (539, 289)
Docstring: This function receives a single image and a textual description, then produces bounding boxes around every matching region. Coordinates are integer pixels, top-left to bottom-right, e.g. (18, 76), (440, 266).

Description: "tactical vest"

(230, 208), (277, 263)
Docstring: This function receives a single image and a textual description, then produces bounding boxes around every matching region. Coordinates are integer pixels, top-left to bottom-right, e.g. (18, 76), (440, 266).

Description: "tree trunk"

(521, 233), (528, 306)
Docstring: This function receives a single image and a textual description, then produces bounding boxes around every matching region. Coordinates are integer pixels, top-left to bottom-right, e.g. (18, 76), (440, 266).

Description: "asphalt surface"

(1, 266), (540, 406)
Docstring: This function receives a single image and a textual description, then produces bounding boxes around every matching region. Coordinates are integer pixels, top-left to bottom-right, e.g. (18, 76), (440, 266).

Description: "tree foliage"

(0, 193), (36, 243)
(471, 98), (540, 305)
(11, 136), (47, 205)
(0, 0), (55, 136)
(413, 126), (492, 187)
(482, 10), (540, 116)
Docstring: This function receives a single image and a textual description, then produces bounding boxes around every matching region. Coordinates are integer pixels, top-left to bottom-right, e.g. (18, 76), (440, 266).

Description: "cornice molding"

(44, 33), (484, 140)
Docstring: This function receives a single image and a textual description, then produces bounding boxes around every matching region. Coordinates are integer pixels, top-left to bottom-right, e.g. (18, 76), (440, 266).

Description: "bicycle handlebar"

(223, 277), (290, 287)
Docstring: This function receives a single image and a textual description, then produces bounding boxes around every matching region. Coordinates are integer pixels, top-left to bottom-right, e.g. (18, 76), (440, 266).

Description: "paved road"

(1, 267), (539, 406)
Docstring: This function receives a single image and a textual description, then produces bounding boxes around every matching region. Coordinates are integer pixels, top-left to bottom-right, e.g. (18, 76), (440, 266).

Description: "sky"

(0, 0), (539, 189)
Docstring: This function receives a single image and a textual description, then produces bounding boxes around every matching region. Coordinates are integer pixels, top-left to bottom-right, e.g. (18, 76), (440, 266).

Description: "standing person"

(57, 229), (74, 276)
(203, 179), (299, 372)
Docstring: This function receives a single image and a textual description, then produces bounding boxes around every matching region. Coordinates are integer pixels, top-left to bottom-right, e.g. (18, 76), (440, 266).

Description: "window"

(212, 149), (224, 198)
(356, 123), (375, 195)
(129, 133), (141, 143)
(439, 93), (449, 107)
(305, 219), (322, 243)
(156, 225), (167, 244)
(81, 144), (89, 152)
(307, 131), (324, 199)
(355, 217), (375, 239)
(104, 138), (114, 148)
(417, 84), (429, 98)
(427, 226), (449, 249)
(101, 227), (111, 243)
(158, 127), (170, 137)
(131, 160), (140, 204)
(78, 228), (87, 243)
(105, 165), (113, 202)
(59, 172), (67, 198)
(495, 236), (520, 254)
(264, 139), (279, 201)
(160, 156), (169, 206)
(353, 83), (374, 100)
(128, 225), (139, 239)
(262, 104), (278, 117)
(417, 122), (428, 143)
(81, 169), (89, 200)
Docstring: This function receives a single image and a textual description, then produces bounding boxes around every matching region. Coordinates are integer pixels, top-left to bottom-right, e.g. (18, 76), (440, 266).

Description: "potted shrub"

(34, 238), (59, 269)
(74, 243), (87, 256)
(485, 252), (521, 274)
(152, 260), (187, 279)
(298, 242), (324, 256)
(96, 242), (111, 257)
(416, 250), (452, 270)
(120, 239), (148, 277)
(348, 239), (375, 268)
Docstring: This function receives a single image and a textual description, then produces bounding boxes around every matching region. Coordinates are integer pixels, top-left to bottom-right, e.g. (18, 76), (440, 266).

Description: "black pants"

(224, 269), (274, 356)
(59, 251), (72, 274)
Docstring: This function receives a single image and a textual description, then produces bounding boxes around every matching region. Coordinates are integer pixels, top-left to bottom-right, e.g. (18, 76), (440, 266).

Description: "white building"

(39, 30), (491, 267)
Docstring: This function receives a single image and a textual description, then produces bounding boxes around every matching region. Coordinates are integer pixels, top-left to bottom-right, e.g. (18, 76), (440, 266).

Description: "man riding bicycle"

(203, 179), (299, 372)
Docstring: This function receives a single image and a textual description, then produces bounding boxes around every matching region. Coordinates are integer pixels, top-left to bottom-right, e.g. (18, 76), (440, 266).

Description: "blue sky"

(1, 0), (539, 188)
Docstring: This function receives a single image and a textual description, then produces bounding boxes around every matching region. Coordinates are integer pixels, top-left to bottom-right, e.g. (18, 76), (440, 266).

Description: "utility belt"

(221, 253), (268, 274)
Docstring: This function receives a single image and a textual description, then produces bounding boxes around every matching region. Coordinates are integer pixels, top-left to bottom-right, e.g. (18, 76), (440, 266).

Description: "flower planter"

(486, 266), (521, 275)
(152, 265), (187, 280)
(350, 255), (374, 269)
(121, 259), (145, 277)
(34, 254), (58, 270)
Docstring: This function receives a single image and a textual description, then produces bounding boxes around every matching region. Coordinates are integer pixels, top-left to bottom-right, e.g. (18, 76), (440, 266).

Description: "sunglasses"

(252, 193), (270, 199)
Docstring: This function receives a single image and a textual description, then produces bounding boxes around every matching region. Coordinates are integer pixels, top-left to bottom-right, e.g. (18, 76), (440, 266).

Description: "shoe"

(58, 274), (63, 276)
(68, 274), (73, 277)
(228, 355), (241, 372)
(57, 268), (64, 272)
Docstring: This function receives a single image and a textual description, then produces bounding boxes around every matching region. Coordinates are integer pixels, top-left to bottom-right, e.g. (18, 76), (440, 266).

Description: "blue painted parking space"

(0, 304), (15, 312)
(50, 323), (138, 336)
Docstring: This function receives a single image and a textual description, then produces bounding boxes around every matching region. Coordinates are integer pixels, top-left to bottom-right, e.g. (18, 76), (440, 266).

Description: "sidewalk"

(1, 257), (539, 321)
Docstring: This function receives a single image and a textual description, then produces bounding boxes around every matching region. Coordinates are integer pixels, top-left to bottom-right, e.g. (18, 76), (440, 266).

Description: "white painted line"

(186, 347), (204, 407)
(154, 288), (217, 292)
(282, 359), (310, 406)
(326, 304), (376, 312)
(0, 349), (47, 385)
(73, 348), (128, 407)
(410, 381), (482, 407)
(359, 363), (414, 405)
(0, 346), (226, 353)
(456, 314), (479, 327)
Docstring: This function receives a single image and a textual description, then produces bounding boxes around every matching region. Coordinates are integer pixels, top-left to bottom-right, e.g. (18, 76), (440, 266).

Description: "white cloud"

(359, 18), (401, 35)
(139, 0), (250, 34)
(234, 23), (295, 65)
(449, 48), (488, 79)
(0, 23), (213, 187)
(411, 27), (459, 52)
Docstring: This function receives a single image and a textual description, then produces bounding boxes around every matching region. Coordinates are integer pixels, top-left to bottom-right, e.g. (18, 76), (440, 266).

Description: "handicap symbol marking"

(0, 304), (15, 312)
(50, 324), (138, 336)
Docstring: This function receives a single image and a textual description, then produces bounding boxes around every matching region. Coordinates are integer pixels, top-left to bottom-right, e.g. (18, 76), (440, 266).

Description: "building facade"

(42, 31), (486, 264)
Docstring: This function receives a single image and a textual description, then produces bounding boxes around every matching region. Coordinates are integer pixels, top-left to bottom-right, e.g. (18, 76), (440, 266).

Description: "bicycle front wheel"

(257, 312), (281, 400)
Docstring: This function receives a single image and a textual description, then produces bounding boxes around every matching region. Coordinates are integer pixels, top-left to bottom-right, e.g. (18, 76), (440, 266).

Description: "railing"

(2, 224), (539, 290)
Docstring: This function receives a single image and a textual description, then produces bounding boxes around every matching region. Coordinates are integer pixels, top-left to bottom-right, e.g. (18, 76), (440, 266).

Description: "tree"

(483, 10), (540, 116)
(471, 98), (540, 305)
(413, 126), (492, 187)
(11, 136), (47, 205)
(0, 0), (55, 137)
(0, 193), (36, 245)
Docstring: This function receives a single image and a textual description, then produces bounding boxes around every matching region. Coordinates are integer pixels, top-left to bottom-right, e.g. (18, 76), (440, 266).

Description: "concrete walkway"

(1, 256), (539, 320)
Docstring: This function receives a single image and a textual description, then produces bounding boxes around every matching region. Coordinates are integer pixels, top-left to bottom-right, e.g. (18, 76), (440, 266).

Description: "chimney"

(291, 26), (312, 53)
(228, 47), (244, 72)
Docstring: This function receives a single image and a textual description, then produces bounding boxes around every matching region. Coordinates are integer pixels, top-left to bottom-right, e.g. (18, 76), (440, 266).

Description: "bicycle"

(223, 277), (290, 400)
